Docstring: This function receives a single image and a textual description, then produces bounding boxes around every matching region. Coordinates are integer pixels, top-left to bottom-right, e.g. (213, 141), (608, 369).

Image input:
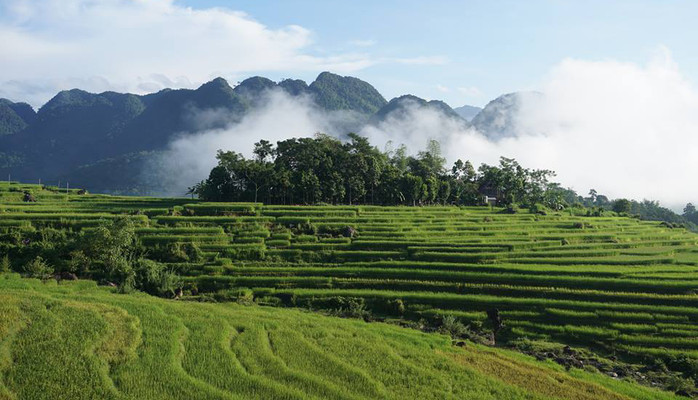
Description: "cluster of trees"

(625, 200), (687, 226)
(190, 134), (698, 231)
(0, 218), (185, 295)
(191, 134), (567, 208)
(574, 189), (696, 231)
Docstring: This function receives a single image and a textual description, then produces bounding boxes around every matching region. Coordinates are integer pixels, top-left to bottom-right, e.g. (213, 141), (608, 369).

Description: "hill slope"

(1, 183), (697, 397)
(0, 274), (681, 400)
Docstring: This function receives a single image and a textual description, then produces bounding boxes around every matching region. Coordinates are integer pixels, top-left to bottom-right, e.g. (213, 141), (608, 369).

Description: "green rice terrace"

(1, 182), (698, 399)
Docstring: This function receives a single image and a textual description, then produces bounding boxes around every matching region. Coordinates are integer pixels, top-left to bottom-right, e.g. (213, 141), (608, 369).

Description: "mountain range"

(0, 72), (523, 193)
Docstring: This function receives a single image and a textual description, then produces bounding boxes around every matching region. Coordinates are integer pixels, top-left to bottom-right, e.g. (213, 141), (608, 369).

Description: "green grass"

(0, 274), (684, 400)
(2, 183), (698, 397)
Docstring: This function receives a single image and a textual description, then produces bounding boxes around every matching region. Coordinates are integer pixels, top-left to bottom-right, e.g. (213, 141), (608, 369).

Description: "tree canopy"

(191, 134), (563, 208)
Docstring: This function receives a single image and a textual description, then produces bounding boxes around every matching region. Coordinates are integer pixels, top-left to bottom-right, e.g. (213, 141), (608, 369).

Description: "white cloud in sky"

(443, 48), (697, 210)
(503, 48), (698, 209)
(0, 0), (450, 108)
(0, 0), (377, 106)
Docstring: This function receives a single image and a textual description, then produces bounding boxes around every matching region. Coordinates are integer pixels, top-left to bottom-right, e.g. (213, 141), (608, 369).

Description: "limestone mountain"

(471, 92), (542, 139)
(371, 95), (468, 127)
(453, 104), (482, 121)
(309, 72), (387, 114)
(0, 99), (36, 136)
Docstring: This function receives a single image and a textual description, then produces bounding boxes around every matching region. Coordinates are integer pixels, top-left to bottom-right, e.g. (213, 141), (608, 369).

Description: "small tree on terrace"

(23, 256), (53, 280)
(1, 255), (12, 273)
(84, 217), (140, 290)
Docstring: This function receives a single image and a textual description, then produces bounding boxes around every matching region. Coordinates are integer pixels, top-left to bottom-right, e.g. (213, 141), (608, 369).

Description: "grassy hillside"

(1, 182), (697, 397)
(0, 274), (683, 400)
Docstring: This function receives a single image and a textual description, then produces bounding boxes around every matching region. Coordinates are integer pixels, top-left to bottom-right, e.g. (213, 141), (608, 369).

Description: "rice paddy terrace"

(1, 275), (682, 400)
(1, 182), (698, 398)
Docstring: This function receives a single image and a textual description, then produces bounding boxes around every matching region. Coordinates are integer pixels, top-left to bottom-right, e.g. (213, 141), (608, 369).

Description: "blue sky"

(176, 0), (697, 107)
(0, 0), (696, 108)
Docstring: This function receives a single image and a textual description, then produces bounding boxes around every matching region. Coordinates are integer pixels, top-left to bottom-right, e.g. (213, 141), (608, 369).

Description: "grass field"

(0, 274), (685, 400)
(1, 182), (697, 398)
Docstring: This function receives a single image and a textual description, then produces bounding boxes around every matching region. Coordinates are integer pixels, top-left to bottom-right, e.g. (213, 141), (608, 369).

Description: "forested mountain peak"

(308, 71), (387, 114)
(233, 76), (279, 105)
(191, 77), (239, 107)
(0, 99), (36, 136)
(198, 76), (232, 90)
(278, 78), (310, 96)
(371, 94), (467, 125)
(0, 99), (36, 124)
(40, 89), (102, 112)
(234, 76), (277, 92)
(37, 89), (146, 122)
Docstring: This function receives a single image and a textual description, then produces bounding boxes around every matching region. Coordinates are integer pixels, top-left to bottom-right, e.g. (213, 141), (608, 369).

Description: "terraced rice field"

(0, 274), (683, 399)
(2, 183), (698, 378)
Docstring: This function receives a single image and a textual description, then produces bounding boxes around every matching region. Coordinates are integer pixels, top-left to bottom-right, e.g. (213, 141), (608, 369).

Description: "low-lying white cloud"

(498, 49), (698, 210)
(146, 49), (697, 209)
(358, 100), (469, 157)
(363, 50), (698, 209)
(144, 90), (337, 195)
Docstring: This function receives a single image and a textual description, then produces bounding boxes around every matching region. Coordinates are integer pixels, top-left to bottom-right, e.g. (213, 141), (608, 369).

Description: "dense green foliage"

(579, 191), (696, 231)
(192, 135), (561, 208)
